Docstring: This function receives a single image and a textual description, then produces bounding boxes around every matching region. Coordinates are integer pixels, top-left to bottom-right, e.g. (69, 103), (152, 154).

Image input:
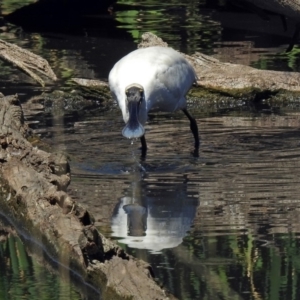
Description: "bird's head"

(122, 84), (145, 139)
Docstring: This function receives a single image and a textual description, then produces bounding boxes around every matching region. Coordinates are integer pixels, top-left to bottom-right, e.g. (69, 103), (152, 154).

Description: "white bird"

(108, 46), (199, 155)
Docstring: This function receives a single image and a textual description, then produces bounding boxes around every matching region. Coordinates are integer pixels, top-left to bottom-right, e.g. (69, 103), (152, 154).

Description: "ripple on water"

(36, 105), (300, 300)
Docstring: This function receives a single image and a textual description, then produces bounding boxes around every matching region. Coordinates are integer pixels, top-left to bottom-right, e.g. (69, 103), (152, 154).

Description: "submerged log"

(0, 93), (175, 300)
(0, 39), (57, 86)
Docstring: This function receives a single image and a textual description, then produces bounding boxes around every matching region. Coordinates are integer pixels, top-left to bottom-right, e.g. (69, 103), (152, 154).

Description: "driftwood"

(139, 32), (300, 95)
(0, 93), (175, 300)
(241, 0), (300, 19)
(73, 32), (300, 99)
(0, 39), (57, 86)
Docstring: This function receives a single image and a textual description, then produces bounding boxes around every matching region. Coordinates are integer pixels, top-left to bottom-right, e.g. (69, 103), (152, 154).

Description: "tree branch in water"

(0, 39), (57, 87)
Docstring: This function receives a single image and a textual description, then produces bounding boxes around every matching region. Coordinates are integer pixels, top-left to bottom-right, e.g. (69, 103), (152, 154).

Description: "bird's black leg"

(182, 109), (200, 150)
(140, 135), (147, 158)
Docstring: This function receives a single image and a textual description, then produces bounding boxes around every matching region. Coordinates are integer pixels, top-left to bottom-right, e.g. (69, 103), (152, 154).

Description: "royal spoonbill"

(108, 46), (199, 154)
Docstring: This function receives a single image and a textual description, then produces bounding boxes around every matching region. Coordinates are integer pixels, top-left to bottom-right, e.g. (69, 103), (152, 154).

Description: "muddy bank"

(0, 93), (176, 300)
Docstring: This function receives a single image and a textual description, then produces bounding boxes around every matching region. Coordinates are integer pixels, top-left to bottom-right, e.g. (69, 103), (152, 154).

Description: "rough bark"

(73, 32), (300, 99)
(0, 93), (175, 300)
(0, 39), (57, 86)
(139, 32), (300, 95)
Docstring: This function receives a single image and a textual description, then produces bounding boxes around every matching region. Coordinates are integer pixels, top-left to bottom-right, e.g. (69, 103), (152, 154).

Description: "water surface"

(38, 101), (300, 300)
(1, 0), (300, 299)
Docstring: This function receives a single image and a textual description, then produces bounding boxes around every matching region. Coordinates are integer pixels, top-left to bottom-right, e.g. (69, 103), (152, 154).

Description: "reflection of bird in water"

(108, 46), (199, 156)
(111, 180), (199, 254)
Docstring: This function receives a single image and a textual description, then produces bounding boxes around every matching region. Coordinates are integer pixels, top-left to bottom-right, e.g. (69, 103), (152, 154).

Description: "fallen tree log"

(73, 32), (300, 99)
(0, 93), (176, 300)
(0, 39), (57, 86)
(139, 32), (300, 96)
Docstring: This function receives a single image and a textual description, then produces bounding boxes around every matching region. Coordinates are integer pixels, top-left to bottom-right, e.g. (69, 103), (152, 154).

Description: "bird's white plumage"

(108, 46), (197, 126)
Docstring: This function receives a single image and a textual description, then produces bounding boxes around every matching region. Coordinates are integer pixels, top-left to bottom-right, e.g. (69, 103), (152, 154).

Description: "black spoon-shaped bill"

(122, 100), (145, 139)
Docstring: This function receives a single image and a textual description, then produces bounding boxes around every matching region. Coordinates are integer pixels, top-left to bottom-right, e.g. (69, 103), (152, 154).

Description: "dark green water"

(0, 237), (80, 300)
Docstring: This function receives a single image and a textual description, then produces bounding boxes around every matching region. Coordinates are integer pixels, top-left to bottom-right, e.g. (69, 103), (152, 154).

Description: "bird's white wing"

(145, 54), (196, 112)
(108, 47), (197, 114)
